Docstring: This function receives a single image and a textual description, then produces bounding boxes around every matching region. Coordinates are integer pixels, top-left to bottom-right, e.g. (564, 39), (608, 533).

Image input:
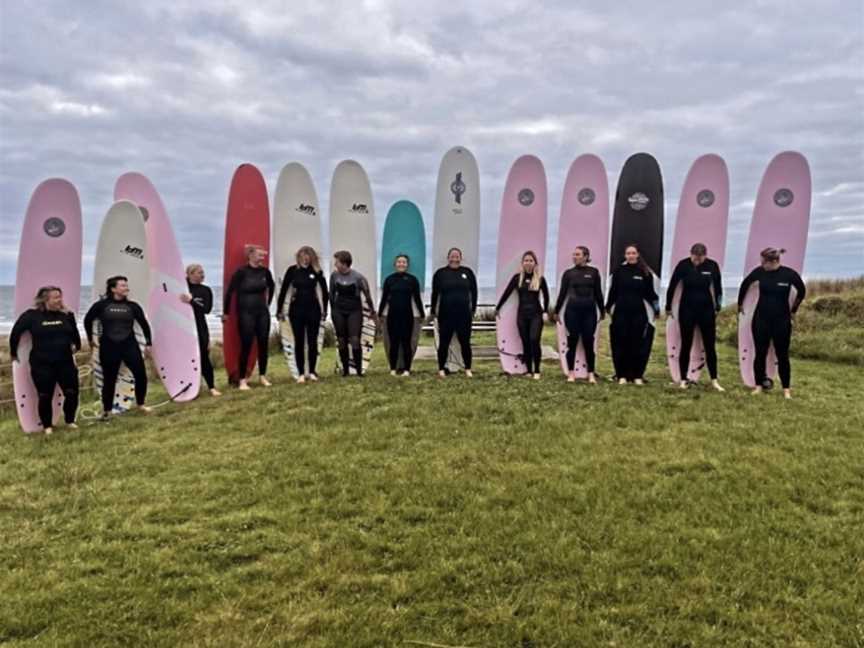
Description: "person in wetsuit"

(606, 245), (660, 385)
(329, 250), (376, 377)
(665, 242), (725, 392)
(551, 246), (605, 384)
(495, 250), (550, 379)
(378, 254), (425, 376)
(84, 275), (153, 417)
(737, 247), (806, 399)
(182, 264), (220, 396)
(222, 245), (275, 390)
(431, 247), (478, 378)
(10, 286), (82, 433)
(277, 246), (329, 383)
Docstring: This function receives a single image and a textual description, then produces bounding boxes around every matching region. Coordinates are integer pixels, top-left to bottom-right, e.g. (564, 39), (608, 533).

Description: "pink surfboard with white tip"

(666, 154), (729, 384)
(13, 179), (82, 433)
(115, 173), (201, 401)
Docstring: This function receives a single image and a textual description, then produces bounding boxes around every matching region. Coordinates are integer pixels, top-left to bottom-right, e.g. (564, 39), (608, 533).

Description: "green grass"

(1, 289), (863, 647)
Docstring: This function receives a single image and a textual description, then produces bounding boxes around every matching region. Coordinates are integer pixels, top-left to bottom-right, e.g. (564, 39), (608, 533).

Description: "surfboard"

(738, 151), (811, 388)
(554, 155), (609, 378)
(666, 155), (729, 384)
(433, 146), (480, 371)
(13, 179), (82, 433)
(115, 172), (200, 401)
(495, 155), (548, 375)
(610, 153), (664, 378)
(273, 162), (325, 378)
(222, 164), (270, 384)
(380, 200), (426, 371)
(91, 200), (150, 413)
(329, 160), (377, 374)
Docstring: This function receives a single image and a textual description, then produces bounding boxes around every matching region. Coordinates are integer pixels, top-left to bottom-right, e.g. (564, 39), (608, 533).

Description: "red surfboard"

(222, 164), (270, 384)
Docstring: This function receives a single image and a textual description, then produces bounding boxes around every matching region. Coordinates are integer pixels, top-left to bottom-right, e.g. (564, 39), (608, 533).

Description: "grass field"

(1, 285), (862, 647)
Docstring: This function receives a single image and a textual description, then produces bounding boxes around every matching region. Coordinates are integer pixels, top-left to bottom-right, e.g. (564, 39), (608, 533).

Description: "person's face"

(762, 258), (781, 271)
(188, 268), (205, 284)
(335, 259), (350, 273)
(395, 257), (409, 273)
(573, 248), (587, 266)
(625, 247), (639, 264)
(249, 248), (266, 266)
(45, 290), (63, 310)
(112, 280), (130, 299)
(447, 250), (462, 268)
(690, 253), (706, 266)
(299, 251), (310, 267)
(521, 255), (536, 274)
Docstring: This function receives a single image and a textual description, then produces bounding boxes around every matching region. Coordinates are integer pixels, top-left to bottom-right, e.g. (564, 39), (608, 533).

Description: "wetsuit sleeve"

(223, 269), (241, 316)
(594, 269), (606, 316)
(540, 277), (550, 313)
(645, 273), (660, 313)
(495, 274), (519, 311)
(665, 260), (685, 311)
(84, 301), (101, 344)
(430, 269), (441, 317)
(737, 268), (760, 310)
(359, 276), (375, 311)
(377, 275), (391, 317)
(412, 276), (425, 318)
(329, 274), (336, 310)
(202, 286), (213, 314)
(468, 268), (478, 314)
(8, 310), (33, 359)
(790, 270), (806, 313)
(69, 313), (82, 352)
(132, 302), (153, 346)
(605, 269), (618, 312)
(317, 273), (329, 318)
(712, 261), (723, 310)
(276, 267), (292, 315)
(266, 270), (276, 306)
(553, 271), (570, 315)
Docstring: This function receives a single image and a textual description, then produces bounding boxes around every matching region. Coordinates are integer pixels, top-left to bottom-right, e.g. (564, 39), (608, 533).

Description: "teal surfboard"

(380, 200), (426, 371)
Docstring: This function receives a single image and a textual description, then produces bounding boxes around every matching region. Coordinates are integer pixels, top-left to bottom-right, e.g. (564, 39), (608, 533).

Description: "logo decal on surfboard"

(577, 188), (596, 206)
(628, 192), (650, 211)
(773, 188), (794, 207)
(518, 188), (535, 206)
(351, 203), (369, 213)
(123, 245), (144, 259)
(297, 203), (317, 215)
(697, 189), (715, 208)
(43, 217), (65, 237)
(450, 172), (466, 204)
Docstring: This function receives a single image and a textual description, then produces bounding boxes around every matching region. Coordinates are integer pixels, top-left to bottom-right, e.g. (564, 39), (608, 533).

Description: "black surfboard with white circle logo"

(610, 152), (664, 278)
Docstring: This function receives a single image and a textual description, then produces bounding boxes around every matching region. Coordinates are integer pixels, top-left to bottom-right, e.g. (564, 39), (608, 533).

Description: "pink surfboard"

(738, 152), (811, 387)
(115, 173), (201, 401)
(13, 179), (82, 433)
(666, 154), (729, 383)
(496, 155), (548, 374)
(554, 154), (609, 378)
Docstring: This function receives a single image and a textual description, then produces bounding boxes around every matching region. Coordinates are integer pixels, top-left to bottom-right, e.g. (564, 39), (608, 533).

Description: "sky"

(1, 0), (862, 289)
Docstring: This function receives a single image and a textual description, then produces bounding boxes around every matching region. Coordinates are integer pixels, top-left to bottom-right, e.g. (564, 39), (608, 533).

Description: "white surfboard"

(273, 162), (326, 377)
(329, 160), (377, 374)
(433, 146), (480, 371)
(91, 200), (150, 413)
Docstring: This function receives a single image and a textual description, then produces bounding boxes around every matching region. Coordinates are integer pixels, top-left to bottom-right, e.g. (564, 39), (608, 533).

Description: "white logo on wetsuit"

(778, 282), (789, 287)
(462, 273), (467, 279)
(309, 274), (315, 279)
(701, 271), (712, 275)
(633, 276), (644, 281)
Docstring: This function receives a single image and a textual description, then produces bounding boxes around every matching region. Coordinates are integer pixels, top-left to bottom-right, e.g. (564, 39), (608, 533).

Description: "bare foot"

(751, 386), (763, 395)
(66, 422), (79, 429)
(588, 373), (597, 385)
(138, 405), (153, 414)
(296, 376), (306, 384)
(711, 380), (725, 393)
(438, 370), (446, 379)
(390, 370), (397, 376)
(44, 427), (53, 435)
(210, 388), (222, 397)
(783, 389), (792, 400)
(634, 379), (644, 386)
(465, 370), (473, 378)
(679, 381), (688, 390)
(618, 378), (628, 385)
(238, 380), (251, 391)
(308, 373), (319, 382)
(260, 376), (272, 387)
(402, 371), (410, 377)
(567, 376), (576, 383)
(533, 373), (541, 381)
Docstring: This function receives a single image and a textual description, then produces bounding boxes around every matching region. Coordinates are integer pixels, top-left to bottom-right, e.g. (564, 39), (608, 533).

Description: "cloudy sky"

(1, 0), (862, 289)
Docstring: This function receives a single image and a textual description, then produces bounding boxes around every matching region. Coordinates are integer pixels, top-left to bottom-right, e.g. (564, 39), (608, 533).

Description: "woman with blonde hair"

(276, 246), (329, 383)
(495, 250), (550, 379)
(10, 286), (82, 433)
(181, 264), (220, 396)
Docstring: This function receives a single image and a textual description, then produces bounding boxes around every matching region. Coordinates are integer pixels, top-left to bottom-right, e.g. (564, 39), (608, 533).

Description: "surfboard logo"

(351, 203), (369, 213)
(518, 188), (535, 206)
(774, 188), (794, 207)
(123, 245), (144, 259)
(578, 188), (596, 206)
(628, 192), (650, 211)
(697, 190), (715, 208)
(43, 217), (65, 237)
(297, 203), (317, 215)
(450, 172), (466, 204)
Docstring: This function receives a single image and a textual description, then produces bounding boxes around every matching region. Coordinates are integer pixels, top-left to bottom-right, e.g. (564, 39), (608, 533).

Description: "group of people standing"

(8, 240), (806, 433)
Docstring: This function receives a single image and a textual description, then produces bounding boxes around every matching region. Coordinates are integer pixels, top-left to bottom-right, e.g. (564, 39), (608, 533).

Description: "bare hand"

(180, 293), (192, 304)
(221, 314), (229, 322)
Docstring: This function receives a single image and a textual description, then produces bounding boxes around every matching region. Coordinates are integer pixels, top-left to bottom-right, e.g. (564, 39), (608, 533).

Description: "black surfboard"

(610, 153), (664, 276)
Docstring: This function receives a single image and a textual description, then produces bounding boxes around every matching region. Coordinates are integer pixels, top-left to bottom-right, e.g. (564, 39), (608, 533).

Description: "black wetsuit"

(84, 297), (152, 412)
(431, 266), (478, 371)
(10, 308), (81, 427)
(329, 269), (374, 376)
(553, 265), (605, 373)
(496, 273), (550, 374)
(224, 265), (275, 377)
(738, 266), (806, 389)
(277, 265), (329, 376)
(665, 258), (723, 380)
(606, 263), (659, 381)
(187, 281), (215, 389)
(379, 272), (425, 372)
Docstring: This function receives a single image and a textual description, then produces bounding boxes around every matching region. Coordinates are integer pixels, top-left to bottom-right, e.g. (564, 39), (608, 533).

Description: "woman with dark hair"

(182, 264), (220, 396)
(552, 245), (605, 384)
(431, 247), (478, 378)
(495, 250), (550, 379)
(379, 254), (425, 376)
(277, 246), (329, 383)
(665, 242), (724, 391)
(738, 247), (806, 399)
(222, 244), (275, 390)
(329, 250), (376, 377)
(84, 275), (152, 417)
(10, 286), (82, 433)
(606, 244), (660, 385)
